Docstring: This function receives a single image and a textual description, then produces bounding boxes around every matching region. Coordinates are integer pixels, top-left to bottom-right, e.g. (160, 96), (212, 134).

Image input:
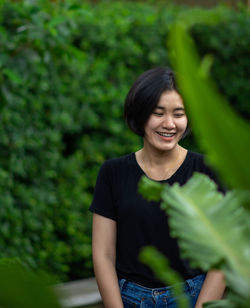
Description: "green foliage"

(139, 247), (189, 308)
(0, 257), (25, 268)
(138, 176), (163, 201)
(0, 0), (175, 281)
(139, 7), (250, 308)
(0, 0), (249, 282)
(0, 264), (62, 308)
(190, 10), (250, 119)
(169, 21), (250, 191)
(140, 175), (250, 302)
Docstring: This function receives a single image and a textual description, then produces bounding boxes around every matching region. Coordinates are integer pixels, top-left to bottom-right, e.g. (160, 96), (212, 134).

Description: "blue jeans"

(119, 274), (206, 308)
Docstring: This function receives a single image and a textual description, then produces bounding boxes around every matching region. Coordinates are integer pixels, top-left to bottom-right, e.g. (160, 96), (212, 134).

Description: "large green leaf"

(139, 175), (250, 299)
(169, 23), (250, 191)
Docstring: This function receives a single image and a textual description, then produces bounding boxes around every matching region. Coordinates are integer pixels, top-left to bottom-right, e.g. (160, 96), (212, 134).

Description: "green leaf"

(169, 23), (250, 190)
(203, 299), (235, 308)
(0, 265), (62, 308)
(3, 68), (22, 85)
(139, 246), (190, 308)
(138, 175), (163, 201)
(48, 16), (66, 28)
(160, 173), (250, 297)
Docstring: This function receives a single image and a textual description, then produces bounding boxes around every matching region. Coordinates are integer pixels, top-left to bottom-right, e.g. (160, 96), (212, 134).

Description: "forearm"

(94, 256), (124, 308)
(195, 270), (226, 308)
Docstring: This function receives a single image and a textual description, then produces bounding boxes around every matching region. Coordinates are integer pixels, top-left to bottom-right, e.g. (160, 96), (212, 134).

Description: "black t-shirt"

(89, 150), (224, 288)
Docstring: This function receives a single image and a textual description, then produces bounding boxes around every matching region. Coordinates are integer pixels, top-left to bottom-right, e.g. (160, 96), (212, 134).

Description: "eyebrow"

(155, 106), (185, 111)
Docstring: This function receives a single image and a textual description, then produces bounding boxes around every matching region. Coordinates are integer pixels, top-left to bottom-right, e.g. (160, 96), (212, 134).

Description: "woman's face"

(143, 90), (188, 153)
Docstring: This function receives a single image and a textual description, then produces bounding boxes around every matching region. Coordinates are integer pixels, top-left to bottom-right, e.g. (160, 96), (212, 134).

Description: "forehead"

(156, 90), (184, 109)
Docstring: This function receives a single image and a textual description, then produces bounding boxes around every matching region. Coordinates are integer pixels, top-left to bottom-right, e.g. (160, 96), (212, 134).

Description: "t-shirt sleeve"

(89, 161), (117, 220)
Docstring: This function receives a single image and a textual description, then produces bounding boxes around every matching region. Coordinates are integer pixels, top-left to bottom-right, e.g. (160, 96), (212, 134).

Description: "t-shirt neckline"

(132, 150), (190, 182)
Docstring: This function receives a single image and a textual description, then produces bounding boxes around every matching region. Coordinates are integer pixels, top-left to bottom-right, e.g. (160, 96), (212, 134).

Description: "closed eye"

(153, 112), (163, 116)
(174, 113), (185, 117)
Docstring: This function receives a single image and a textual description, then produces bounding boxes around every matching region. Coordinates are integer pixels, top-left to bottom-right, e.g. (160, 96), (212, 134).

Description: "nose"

(162, 115), (175, 129)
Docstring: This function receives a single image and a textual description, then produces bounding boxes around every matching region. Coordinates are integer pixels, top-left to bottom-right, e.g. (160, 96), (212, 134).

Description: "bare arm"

(92, 213), (124, 308)
(195, 270), (226, 308)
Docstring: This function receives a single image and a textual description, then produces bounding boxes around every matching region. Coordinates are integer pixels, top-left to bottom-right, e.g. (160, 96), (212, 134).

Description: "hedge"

(190, 10), (250, 119)
(0, 0), (249, 281)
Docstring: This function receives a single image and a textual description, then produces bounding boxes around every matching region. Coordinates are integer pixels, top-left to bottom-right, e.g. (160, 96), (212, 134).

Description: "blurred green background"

(0, 0), (249, 283)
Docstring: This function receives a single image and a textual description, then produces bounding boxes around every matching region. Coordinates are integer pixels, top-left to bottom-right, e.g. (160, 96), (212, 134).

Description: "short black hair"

(124, 67), (189, 137)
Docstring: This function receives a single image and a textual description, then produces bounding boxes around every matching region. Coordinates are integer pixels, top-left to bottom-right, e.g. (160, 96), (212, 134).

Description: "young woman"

(89, 67), (225, 308)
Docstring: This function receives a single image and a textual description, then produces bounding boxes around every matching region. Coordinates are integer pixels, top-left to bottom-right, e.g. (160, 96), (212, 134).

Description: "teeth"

(157, 132), (175, 137)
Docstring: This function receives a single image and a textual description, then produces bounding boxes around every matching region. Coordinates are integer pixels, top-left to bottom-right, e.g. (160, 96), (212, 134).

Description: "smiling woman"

(139, 90), (188, 181)
(144, 91), (187, 151)
(89, 67), (226, 307)
(124, 68), (190, 181)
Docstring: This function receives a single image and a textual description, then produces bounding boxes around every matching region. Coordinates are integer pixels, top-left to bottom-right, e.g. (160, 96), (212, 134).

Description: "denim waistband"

(119, 273), (206, 297)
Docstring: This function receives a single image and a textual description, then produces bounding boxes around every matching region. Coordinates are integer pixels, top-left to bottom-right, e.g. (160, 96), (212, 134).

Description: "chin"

(154, 143), (178, 152)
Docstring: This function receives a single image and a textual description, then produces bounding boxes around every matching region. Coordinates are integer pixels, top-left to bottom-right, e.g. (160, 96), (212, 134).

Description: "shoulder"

(98, 153), (135, 177)
(184, 150), (216, 177)
(101, 153), (135, 169)
(187, 150), (204, 160)
(186, 150), (207, 169)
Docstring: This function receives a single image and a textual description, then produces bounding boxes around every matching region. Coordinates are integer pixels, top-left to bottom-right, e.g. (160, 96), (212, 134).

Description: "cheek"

(180, 117), (188, 130)
(144, 117), (158, 131)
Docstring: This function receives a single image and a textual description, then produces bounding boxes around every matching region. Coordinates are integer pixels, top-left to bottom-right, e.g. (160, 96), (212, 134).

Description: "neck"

(139, 144), (182, 167)
(136, 144), (187, 181)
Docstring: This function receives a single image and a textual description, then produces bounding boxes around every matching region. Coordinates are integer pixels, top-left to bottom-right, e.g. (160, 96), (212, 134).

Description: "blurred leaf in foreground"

(0, 264), (62, 308)
(139, 246), (190, 308)
(138, 175), (163, 202)
(139, 173), (250, 304)
(169, 23), (250, 191)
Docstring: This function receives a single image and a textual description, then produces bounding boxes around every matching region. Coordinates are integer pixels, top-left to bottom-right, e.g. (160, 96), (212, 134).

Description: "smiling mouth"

(156, 132), (176, 137)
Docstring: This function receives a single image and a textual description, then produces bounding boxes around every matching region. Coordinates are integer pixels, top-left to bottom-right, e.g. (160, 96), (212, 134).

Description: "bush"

(190, 9), (250, 119)
(0, 0), (249, 281)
